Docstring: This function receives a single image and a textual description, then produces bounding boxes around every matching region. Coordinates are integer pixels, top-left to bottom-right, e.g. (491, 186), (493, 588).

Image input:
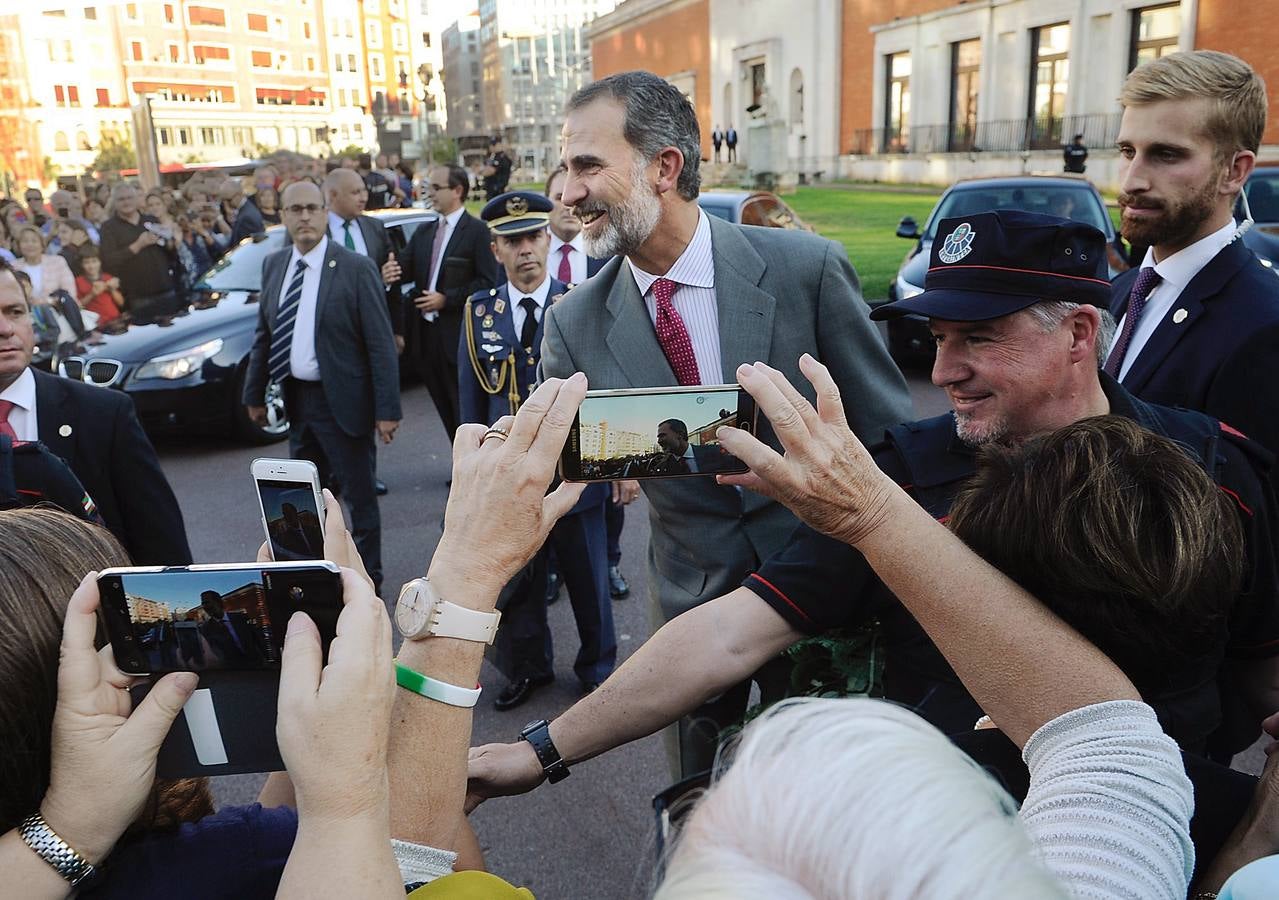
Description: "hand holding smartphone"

(252, 458), (326, 562)
(559, 384), (758, 482)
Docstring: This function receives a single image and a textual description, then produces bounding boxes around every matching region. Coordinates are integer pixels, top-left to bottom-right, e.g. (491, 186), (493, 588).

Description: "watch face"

(394, 580), (431, 637)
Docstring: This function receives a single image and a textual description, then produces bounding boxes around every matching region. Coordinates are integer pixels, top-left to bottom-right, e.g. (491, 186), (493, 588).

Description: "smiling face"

(930, 310), (1092, 445)
(656, 420), (688, 455)
(491, 228), (549, 294)
(0, 269), (35, 392)
(560, 98), (661, 258)
(1117, 98), (1238, 256)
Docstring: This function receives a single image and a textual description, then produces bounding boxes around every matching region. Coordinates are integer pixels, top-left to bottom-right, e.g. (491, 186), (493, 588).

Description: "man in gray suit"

(538, 71), (911, 774)
(243, 182), (401, 591)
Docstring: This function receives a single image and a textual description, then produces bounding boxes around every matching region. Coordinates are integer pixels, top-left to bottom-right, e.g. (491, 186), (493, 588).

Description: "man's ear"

(1222, 149), (1256, 198)
(654, 147), (685, 196)
(1068, 304), (1104, 365)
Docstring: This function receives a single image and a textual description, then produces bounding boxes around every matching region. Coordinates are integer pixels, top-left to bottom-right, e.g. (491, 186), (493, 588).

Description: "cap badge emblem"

(505, 196), (529, 217)
(939, 222), (976, 264)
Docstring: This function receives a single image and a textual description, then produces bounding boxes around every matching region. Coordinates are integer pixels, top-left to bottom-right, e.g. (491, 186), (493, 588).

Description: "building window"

(749, 61), (766, 109)
(177, 127), (191, 145)
(370, 55), (383, 79)
(883, 51), (911, 153)
(54, 131), (70, 151)
(188, 5), (226, 27)
(199, 126), (223, 144)
(77, 130), (91, 150)
(347, 53), (357, 71)
(125, 3), (138, 20)
(303, 21), (311, 39)
(949, 39), (980, 151)
(83, 6), (96, 19)
(392, 24), (408, 51)
(334, 53), (343, 71)
(251, 50), (272, 68)
(306, 55), (316, 72)
(193, 45), (229, 64)
(247, 13), (268, 32)
(96, 87), (109, 106)
(158, 127), (172, 146)
(1130, 4), (1180, 70)
(366, 0), (379, 12)
(164, 3), (174, 23)
(366, 22), (381, 48)
(398, 89), (410, 113)
(67, 85), (80, 106)
(130, 41), (144, 61)
(1028, 23), (1070, 149)
(54, 84), (66, 105)
(168, 43), (180, 62)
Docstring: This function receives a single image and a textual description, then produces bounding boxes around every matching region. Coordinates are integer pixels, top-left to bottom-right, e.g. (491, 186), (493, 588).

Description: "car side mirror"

(896, 216), (920, 240)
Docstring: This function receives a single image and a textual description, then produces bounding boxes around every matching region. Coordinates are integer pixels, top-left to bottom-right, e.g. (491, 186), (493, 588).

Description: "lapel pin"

(482, 315), (495, 328)
(58, 424), (73, 437)
(328, 259), (336, 269)
(1173, 308), (1188, 324)
(475, 303), (486, 317)
(494, 298), (506, 314)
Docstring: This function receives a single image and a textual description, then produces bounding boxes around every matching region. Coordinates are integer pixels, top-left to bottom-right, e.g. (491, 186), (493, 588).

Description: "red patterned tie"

(651, 278), (701, 386)
(557, 244), (573, 284)
(0, 399), (18, 442)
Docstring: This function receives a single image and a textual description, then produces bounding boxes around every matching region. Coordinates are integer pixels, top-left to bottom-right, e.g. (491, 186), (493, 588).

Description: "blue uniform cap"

(870, 209), (1112, 322)
(481, 191), (552, 236)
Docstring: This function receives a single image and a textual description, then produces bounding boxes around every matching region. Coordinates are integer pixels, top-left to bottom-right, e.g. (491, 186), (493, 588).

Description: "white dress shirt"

(1109, 218), (1239, 379)
(510, 275), (552, 342)
(549, 233), (588, 284)
(628, 209), (722, 384)
(0, 366), (38, 441)
(286, 236), (328, 382)
(327, 211), (369, 257)
(428, 206), (465, 293)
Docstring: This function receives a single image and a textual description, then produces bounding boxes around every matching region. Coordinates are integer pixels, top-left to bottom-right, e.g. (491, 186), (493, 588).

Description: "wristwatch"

(520, 719), (571, 784)
(395, 577), (501, 643)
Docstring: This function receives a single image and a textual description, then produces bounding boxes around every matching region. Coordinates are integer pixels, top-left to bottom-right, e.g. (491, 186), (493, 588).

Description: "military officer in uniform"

(460, 191), (617, 710)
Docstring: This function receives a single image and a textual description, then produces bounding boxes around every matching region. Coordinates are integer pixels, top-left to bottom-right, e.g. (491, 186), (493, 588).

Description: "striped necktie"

(268, 259), (308, 384)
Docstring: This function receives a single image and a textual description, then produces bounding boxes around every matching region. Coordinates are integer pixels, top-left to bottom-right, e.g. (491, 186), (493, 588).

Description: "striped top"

(628, 210), (723, 384)
(1021, 700), (1194, 900)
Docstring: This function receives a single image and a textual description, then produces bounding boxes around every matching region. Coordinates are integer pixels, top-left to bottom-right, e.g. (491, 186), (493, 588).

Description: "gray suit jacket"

(243, 239), (402, 437)
(542, 214), (911, 620)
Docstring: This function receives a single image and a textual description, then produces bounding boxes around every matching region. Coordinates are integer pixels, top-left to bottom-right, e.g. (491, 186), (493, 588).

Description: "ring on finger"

(481, 426), (510, 445)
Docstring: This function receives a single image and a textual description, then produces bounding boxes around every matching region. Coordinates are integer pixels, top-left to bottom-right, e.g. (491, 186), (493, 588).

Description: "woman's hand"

(431, 374), (589, 596)
(716, 355), (898, 548)
(41, 575), (198, 864)
(276, 569), (395, 824)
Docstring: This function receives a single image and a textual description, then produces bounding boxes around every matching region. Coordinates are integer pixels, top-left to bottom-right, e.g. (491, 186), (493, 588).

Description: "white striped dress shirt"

(628, 209), (722, 384)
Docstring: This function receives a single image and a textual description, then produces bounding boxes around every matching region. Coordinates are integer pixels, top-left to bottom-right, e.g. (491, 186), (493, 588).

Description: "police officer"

(1063, 133), (1088, 173)
(460, 191), (617, 710)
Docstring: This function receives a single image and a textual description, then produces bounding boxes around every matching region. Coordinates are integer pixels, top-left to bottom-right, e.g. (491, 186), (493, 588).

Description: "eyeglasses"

(283, 204), (323, 216)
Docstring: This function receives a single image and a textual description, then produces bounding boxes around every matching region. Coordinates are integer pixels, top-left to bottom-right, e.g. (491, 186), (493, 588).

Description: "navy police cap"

(869, 209), (1111, 322)
(481, 191), (552, 236)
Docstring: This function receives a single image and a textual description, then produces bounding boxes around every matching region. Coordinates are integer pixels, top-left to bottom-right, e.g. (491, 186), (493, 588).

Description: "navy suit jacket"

(336, 214), (402, 336)
(228, 199), (265, 249)
(400, 210), (497, 363)
(33, 368), (192, 565)
(1110, 238), (1279, 453)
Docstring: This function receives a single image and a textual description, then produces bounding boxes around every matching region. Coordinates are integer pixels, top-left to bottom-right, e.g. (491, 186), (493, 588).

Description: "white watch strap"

(430, 600), (501, 645)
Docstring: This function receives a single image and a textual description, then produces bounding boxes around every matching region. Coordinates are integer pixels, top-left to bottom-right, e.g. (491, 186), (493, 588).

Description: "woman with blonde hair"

(12, 225), (76, 305)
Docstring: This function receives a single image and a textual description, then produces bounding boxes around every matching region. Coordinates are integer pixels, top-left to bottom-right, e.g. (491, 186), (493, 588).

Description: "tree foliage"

(91, 135), (137, 174)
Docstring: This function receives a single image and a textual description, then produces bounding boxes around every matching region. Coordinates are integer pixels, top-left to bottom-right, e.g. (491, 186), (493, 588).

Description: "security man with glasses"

(243, 181), (401, 593)
(460, 191), (616, 710)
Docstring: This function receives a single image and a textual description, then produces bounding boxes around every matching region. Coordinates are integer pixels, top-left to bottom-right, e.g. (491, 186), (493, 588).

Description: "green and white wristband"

(394, 660), (482, 708)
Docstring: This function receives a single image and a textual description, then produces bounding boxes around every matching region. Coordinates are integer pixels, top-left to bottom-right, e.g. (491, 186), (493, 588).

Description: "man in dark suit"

(542, 71), (911, 775)
(220, 179), (265, 250)
(1107, 51), (1279, 456)
(459, 191), (616, 710)
(401, 164), (497, 440)
(324, 167), (406, 343)
(243, 182), (401, 591)
(197, 590), (269, 667)
(725, 124), (738, 163)
(0, 260), (191, 564)
(654, 418), (729, 474)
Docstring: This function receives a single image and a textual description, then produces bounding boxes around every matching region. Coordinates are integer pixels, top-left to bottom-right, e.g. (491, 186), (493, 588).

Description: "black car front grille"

(59, 356), (124, 387)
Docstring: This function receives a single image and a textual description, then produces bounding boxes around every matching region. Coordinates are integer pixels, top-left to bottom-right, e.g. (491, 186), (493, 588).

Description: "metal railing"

(849, 112), (1123, 156)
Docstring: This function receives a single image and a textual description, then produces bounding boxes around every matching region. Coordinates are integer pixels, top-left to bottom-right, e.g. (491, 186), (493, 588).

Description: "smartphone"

(251, 458), (326, 562)
(560, 384), (758, 482)
(97, 562), (343, 676)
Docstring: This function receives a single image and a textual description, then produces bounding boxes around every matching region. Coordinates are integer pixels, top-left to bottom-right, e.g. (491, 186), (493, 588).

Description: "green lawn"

(785, 186), (943, 302)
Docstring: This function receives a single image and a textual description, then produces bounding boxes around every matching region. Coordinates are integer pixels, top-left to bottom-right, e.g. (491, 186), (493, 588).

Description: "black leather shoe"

(493, 675), (553, 711)
(545, 571), (562, 605)
(375, 479), (388, 496)
(608, 565), (630, 599)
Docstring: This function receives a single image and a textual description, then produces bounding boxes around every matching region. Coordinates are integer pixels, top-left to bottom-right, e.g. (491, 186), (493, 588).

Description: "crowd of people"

(4, 46), (1279, 899)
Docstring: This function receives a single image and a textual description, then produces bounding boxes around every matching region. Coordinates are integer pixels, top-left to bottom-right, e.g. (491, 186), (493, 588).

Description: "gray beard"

(580, 167), (662, 259)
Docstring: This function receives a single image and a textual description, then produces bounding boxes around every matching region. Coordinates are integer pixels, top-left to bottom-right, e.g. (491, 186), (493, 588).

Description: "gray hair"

(567, 71), (702, 201)
(1022, 300), (1115, 366)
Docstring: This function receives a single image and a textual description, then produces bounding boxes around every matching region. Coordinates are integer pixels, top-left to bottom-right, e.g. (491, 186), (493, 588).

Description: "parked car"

(1240, 163), (1279, 265)
(57, 209), (434, 444)
(697, 190), (812, 230)
(883, 175), (1121, 363)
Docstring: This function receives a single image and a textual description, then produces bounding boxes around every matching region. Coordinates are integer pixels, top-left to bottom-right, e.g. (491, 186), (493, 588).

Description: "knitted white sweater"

(1021, 700), (1195, 900)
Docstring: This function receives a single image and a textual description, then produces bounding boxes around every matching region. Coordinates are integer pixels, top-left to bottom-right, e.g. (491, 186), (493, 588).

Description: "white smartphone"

(250, 458), (326, 562)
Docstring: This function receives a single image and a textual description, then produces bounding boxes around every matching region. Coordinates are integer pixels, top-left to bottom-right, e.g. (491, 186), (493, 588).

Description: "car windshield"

(924, 185), (1110, 239)
(1244, 171), (1279, 223)
(699, 199), (735, 222)
(196, 229), (287, 291)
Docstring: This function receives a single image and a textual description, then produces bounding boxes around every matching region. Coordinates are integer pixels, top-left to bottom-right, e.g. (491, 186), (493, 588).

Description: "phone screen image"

(566, 386), (752, 481)
(257, 479), (325, 561)
(100, 567), (341, 675)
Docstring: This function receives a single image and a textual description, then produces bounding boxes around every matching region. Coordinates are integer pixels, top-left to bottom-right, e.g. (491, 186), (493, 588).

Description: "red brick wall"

(1195, 2), (1279, 148)
(589, 0), (713, 160)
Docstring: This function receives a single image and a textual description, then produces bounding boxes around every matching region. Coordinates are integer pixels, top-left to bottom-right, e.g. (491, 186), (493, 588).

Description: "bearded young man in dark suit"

(538, 71), (912, 775)
(243, 182), (401, 591)
(401, 164), (498, 440)
(0, 260), (191, 565)
(1107, 51), (1279, 455)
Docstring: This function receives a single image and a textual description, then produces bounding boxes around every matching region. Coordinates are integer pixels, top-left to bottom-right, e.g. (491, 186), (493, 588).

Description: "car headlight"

(895, 275), (925, 300)
(134, 338), (224, 381)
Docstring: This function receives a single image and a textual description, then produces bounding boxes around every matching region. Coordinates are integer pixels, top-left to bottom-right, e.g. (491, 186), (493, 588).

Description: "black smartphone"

(97, 562), (343, 676)
(560, 384), (758, 482)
